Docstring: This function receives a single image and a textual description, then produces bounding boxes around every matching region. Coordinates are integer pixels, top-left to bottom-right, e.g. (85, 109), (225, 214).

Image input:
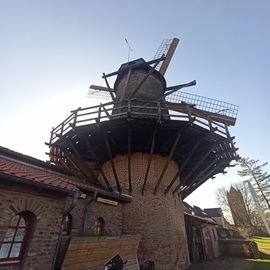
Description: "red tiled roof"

(0, 146), (132, 202)
(0, 157), (131, 202)
(0, 157), (79, 193)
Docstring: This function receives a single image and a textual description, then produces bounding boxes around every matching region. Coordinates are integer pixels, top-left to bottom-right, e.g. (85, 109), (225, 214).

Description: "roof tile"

(0, 158), (78, 193)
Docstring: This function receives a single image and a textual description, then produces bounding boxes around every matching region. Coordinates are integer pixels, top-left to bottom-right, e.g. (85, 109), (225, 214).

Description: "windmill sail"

(153, 38), (179, 75)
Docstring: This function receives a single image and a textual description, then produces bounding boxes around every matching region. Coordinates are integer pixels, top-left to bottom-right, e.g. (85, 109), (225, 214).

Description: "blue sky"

(1, 0), (269, 208)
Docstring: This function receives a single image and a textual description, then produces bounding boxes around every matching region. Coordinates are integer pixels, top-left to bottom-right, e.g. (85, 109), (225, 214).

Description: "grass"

(249, 236), (270, 270)
(252, 236), (270, 250)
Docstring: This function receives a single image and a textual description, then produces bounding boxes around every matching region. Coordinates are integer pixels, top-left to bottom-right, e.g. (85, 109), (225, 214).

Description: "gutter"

(81, 192), (97, 233)
(51, 190), (81, 270)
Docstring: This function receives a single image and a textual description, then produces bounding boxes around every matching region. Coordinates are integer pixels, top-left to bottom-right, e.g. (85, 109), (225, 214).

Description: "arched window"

(0, 212), (34, 266)
(94, 217), (105, 235)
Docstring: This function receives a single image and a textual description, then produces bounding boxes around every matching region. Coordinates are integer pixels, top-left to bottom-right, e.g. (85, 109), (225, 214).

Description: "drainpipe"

(81, 192), (97, 233)
(51, 190), (81, 270)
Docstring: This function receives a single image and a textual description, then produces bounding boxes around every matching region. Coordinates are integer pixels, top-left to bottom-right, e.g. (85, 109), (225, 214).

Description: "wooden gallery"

(0, 38), (238, 270)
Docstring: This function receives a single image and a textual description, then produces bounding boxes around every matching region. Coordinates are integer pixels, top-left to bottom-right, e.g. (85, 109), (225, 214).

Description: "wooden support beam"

(172, 145), (218, 194)
(68, 141), (97, 181)
(65, 154), (85, 175)
(146, 56), (166, 66)
(83, 135), (113, 192)
(221, 141), (236, 160)
(97, 104), (102, 123)
(159, 38), (179, 76)
(167, 103), (237, 126)
(180, 157), (220, 194)
(217, 143), (229, 160)
(164, 130), (216, 194)
(153, 123), (190, 194)
(58, 158), (70, 171)
(89, 84), (114, 92)
(128, 127), (132, 194)
(214, 137), (236, 162)
(102, 71), (119, 79)
(100, 56), (165, 79)
(163, 80), (196, 97)
(68, 125), (113, 191)
(182, 160), (227, 198)
(181, 146), (217, 186)
(159, 118), (195, 152)
(101, 103), (111, 120)
(141, 127), (158, 195)
(103, 73), (116, 101)
(103, 129), (122, 193)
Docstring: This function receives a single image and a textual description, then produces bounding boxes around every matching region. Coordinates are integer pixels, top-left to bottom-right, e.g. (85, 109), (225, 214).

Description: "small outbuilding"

(184, 202), (220, 263)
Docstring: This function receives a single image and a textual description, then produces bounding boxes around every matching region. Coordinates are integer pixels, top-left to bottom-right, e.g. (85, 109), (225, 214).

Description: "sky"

(1, 0), (269, 209)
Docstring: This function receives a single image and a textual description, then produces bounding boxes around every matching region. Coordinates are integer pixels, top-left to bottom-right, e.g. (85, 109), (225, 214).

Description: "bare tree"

(215, 186), (230, 213)
(238, 158), (270, 210)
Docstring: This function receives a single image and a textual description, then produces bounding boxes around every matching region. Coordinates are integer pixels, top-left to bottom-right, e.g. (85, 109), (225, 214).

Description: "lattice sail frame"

(167, 91), (238, 119)
(87, 90), (239, 122)
(153, 38), (174, 71)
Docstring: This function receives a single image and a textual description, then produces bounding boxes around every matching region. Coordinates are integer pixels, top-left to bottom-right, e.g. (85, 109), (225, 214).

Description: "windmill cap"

(114, 58), (166, 92)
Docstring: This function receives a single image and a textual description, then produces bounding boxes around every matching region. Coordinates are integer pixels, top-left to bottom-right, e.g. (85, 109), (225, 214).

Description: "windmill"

(88, 38), (238, 126)
(47, 38), (239, 269)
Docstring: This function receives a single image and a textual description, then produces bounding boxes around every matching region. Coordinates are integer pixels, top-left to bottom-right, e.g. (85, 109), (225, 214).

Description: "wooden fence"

(62, 234), (141, 270)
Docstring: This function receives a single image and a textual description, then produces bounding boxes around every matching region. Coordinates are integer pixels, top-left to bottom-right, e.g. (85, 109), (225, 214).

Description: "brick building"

(183, 203), (220, 262)
(204, 208), (226, 228)
(0, 147), (129, 270)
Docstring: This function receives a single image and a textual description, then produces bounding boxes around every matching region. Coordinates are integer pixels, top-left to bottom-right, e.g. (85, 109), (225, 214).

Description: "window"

(0, 212), (33, 266)
(62, 214), (72, 236)
(94, 217), (105, 235)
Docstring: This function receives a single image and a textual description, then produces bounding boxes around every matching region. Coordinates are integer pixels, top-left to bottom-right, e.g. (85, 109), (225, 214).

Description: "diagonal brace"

(153, 122), (191, 194)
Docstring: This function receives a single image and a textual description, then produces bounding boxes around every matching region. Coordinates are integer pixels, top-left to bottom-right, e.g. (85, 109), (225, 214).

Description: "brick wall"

(101, 153), (190, 270)
(70, 198), (123, 236)
(219, 239), (259, 258)
(0, 184), (67, 270)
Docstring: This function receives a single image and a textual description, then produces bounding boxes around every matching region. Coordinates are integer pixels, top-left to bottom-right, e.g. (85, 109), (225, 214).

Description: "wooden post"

(128, 127), (132, 194)
(103, 129), (122, 193)
(141, 127), (158, 195)
(103, 73), (116, 101)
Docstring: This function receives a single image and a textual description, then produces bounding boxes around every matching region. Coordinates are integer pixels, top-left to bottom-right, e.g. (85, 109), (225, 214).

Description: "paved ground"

(188, 256), (252, 270)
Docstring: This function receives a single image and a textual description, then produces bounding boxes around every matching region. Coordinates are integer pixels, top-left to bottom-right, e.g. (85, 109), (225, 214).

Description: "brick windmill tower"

(47, 38), (238, 269)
